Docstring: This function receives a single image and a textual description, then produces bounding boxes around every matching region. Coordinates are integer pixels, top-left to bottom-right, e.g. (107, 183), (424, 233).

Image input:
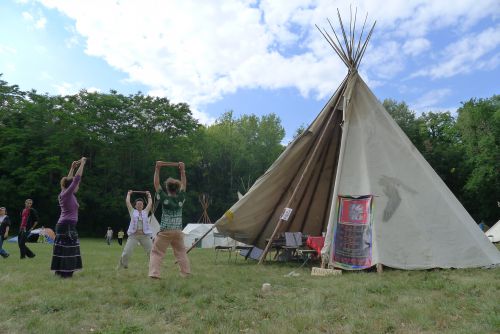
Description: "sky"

(1, 0), (499, 142)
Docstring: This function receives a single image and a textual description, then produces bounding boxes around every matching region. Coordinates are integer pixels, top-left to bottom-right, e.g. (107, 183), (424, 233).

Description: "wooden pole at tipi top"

(258, 8), (375, 264)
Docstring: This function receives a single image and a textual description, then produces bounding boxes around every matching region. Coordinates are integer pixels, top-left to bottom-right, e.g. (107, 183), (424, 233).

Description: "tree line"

(0, 75), (498, 236)
(0, 76), (285, 236)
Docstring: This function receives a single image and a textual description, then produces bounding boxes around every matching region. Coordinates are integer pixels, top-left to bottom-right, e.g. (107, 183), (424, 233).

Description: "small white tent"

(182, 224), (235, 248)
(485, 221), (500, 243)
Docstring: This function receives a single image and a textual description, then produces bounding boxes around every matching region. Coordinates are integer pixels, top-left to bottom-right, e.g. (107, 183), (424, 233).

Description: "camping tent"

(485, 221), (500, 243)
(215, 11), (500, 270)
(28, 227), (56, 243)
(8, 227), (55, 244)
(182, 223), (236, 248)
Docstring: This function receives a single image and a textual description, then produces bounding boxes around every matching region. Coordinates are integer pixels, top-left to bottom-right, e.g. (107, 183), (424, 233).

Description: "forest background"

(0, 75), (498, 236)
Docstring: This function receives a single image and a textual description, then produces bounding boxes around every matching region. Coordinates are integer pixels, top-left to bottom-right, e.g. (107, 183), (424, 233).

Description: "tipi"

(215, 10), (500, 270)
(485, 221), (500, 243)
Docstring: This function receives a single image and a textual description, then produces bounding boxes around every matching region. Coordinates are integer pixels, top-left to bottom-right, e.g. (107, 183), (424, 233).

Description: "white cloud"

(0, 44), (17, 55)
(33, 0), (499, 120)
(38, 71), (53, 80)
(412, 25), (500, 79)
(22, 11), (33, 21)
(411, 88), (452, 112)
(22, 9), (47, 29)
(403, 38), (430, 56)
(52, 82), (78, 95)
(476, 52), (500, 71)
(34, 16), (47, 29)
(362, 41), (405, 79)
(52, 81), (100, 95)
(87, 87), (100, 93)
(64, 25), (80, 48)
(189, 108), (216, 126)
(4, 62), (17, 74)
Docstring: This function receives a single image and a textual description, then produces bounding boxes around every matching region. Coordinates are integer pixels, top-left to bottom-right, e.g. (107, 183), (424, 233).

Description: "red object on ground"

(306, 236), (325, 254)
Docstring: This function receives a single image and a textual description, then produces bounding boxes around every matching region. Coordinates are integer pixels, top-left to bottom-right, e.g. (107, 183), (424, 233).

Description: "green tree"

(456, 95), (500, 223)
(417, 111), (466, 201)
(383, 99), (423, 151)
(196, 111), (285, 220)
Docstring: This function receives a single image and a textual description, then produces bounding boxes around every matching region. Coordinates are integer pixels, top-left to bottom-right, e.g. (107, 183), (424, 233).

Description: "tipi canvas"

(215, 11), (500, 270)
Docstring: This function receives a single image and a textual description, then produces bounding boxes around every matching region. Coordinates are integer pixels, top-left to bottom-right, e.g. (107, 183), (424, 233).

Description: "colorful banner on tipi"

(332, 195), (373, 270)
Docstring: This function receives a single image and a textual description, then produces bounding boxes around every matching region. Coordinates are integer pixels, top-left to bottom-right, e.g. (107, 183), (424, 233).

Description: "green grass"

(0, 240), (499, 334)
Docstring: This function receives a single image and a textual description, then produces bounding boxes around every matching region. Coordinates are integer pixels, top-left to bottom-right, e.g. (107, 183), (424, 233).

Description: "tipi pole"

(251, 74), (349, 249)
(299, 114), (339, 233)
(258, 82), (349, 264)
(320, 76), (354, 266)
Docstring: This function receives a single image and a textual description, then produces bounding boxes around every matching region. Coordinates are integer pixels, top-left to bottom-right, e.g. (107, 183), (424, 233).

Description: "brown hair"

(165, 177), (181, 189)
(60, 177), (73, 189)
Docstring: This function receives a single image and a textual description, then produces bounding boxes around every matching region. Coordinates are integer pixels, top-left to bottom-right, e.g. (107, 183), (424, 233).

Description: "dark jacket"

(20, 208), (39, 231)
(0, 215), (11, 236)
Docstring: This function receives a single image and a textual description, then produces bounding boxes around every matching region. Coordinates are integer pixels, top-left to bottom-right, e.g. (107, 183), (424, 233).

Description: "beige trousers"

(120, 234), (153, 267)
(148, 230), (191, 278)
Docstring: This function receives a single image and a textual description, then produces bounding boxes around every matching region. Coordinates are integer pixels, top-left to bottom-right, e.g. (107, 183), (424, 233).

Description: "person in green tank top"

(148, 161), (191, 279)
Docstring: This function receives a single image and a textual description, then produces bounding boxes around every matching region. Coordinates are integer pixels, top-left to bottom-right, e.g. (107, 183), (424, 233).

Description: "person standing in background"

(117, 229), (125, 246)
(0, 207), (11, 258)
(106, 227), (113, 245)
(18, 199), (38, 259)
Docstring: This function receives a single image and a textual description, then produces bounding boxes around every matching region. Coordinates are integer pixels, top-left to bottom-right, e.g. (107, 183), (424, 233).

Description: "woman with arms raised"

(50, 157), (87, 278)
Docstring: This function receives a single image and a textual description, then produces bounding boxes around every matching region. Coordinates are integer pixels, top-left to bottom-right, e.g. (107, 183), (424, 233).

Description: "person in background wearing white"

(117, 191), (153, 269)
(105, 227), (113, 245)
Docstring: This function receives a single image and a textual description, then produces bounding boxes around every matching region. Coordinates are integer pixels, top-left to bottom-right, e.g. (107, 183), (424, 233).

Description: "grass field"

(0, 239), (498, 334)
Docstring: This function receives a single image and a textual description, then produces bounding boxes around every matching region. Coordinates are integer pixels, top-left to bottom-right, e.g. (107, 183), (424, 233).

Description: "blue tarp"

(8, 233), (54, 244)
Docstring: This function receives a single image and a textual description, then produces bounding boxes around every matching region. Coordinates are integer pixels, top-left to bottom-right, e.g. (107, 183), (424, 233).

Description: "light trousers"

(149, 230), (191, 278)
(120, 234), (153, 267)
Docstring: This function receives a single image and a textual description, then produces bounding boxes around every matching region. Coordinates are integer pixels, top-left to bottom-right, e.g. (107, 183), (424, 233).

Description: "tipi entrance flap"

(216, 82), (346, 248)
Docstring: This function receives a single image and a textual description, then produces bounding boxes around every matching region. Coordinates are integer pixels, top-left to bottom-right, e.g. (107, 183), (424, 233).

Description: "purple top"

(58, 175), (81, 224)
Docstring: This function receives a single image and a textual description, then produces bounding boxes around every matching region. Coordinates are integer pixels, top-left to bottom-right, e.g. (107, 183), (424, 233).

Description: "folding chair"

(233, 233), (253, 261)
(282, 232), (302, 261)
(213, 232), (233, 263)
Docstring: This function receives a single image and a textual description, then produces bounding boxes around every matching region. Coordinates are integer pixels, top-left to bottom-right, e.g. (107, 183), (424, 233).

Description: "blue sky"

(1, 0), (499, 142)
